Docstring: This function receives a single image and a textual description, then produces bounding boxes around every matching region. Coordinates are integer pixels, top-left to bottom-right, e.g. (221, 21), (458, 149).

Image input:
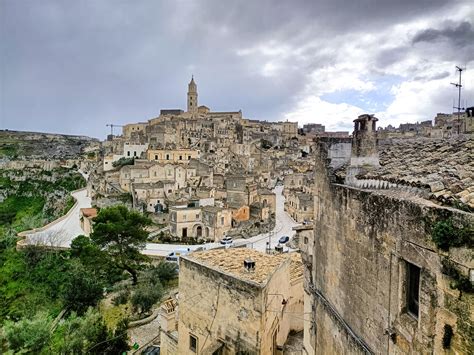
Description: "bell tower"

(187, 76), (198, 114)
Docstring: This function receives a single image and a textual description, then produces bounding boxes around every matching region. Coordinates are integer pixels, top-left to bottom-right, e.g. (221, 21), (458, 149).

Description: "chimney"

(350, 114), (380, 168)
(243, 258), (256, 272)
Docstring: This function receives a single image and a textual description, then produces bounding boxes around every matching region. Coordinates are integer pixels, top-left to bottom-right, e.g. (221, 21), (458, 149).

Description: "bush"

(2, 312), (52, 353)
(149, 262), (178, 284)
(431, 219), (473, 251)
(52, 308), (130, 355)
(112, 289), (130, 306)
(131, 281), (164, 314)
(112, 157), (134, 168)
(441, 258), (473, 294)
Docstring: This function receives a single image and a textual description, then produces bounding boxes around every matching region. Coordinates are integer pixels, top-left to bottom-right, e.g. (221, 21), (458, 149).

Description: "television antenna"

(450, 66), (465, 134)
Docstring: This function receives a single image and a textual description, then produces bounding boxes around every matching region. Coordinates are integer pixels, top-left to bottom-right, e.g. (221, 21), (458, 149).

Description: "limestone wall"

(177, 257), (263, 354)
(307, 140), (474, 354)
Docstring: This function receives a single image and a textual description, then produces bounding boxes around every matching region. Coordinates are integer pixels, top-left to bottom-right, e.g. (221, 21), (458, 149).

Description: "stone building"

(285, 192), (313, 223)
(303, 123), (325, 134)
(173, 248), (304, 354)
(257, 188), (276, 213)
(79, 208), (97, 236)
(169, 206), (203, 239)
(132, 181), (174, 213)
(225, 174), (258, 209)
(201, 206), (232, 241)
(122, 122), (147, 139)
(302, 114), (474, 354)
(147, 148), (199, 163)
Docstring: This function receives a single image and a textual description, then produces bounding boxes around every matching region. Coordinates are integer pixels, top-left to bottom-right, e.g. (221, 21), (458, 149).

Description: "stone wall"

(177, 257), (263, 354)
(306, 139), (474, 354)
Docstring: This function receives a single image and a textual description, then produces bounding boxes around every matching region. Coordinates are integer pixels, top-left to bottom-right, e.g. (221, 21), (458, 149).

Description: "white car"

(220, 236), (233, 245)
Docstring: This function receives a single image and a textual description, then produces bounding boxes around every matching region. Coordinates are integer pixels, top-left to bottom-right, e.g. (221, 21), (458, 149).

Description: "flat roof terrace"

(184, 248), (302, 286)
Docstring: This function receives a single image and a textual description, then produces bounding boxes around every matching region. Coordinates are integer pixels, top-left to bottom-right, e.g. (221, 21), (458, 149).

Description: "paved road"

(24, 188), (92, 247)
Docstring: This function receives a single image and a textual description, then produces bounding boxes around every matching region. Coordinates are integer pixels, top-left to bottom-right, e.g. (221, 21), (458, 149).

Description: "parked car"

(220, 236), (233, 245)
(165, 248), (190, 263)
(278, 235), (290, 244)
(141, 345), (160, 355)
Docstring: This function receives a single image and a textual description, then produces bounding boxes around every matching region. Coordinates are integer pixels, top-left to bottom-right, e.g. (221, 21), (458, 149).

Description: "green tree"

(90, 206), (151, 285)
(131, 281), (164, 314)
(62, 261), (104, 314)
(52, 308), (130, 354)
(2, 312), (52, 353)
(148, 261), (178, 284)
(70, 235), (125, 286)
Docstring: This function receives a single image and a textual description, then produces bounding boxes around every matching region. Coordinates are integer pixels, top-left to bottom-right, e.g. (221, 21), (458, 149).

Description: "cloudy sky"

(1, 0), (473, 138)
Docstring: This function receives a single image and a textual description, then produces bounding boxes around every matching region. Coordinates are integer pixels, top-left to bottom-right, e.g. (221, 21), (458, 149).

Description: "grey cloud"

(412, 21), (474, 47)
(0, 0), (472, 137)
(375, 47), (410, 69)
(414, 71), (451, 81)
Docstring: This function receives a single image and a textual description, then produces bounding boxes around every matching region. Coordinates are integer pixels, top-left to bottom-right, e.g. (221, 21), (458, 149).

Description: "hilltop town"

(1, 77), (473, 354)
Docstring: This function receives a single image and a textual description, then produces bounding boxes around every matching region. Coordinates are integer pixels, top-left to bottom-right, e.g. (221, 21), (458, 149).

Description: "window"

(406, 262), (420, 318)
(304, 237), (308, 244)
(189, 334), (197, 352)
(127, 151), (130, 156)
(155, 154), (158, 160)
(188, 156), (191, 160)
(134, 151), (137, 157)
(179, 155), (183, 160)
(166, 154), (170, 160)
(196, 214), (200, 219)
(221, 217), (224, 225)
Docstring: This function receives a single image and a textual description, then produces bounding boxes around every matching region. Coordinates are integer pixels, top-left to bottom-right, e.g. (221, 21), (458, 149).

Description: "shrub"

(148, 262), (178, 284)
(431, 219), (473, 251)
(131, 281), (164, 314)
(53, 308), (130, 355)
(112, 289), (130, 306)
(441, 258), (473, 294)
(112, 157), (134, 168)
(2, 312), (52, 353)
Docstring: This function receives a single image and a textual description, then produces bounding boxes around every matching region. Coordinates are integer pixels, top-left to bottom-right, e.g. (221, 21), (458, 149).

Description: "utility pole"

(450, 66), (464, 135)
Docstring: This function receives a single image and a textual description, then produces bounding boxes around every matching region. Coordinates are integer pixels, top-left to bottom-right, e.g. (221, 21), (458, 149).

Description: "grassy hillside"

(0, 167), (86, 232)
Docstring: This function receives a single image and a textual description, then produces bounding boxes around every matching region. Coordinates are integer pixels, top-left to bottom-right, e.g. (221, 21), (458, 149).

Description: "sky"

(1, 0), (473, 138)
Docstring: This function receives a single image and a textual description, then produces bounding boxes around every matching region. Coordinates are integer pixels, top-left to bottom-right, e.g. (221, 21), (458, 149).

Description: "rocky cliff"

(0, 130), (100, 160)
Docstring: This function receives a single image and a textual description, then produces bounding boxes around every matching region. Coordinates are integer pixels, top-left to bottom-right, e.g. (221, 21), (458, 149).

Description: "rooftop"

(80, 208), (97, 218)
(371, 137), (473, 210)
(185, 248), (302, 286)
(258, 188), (275, 195)
(201, 205), (225, 213)
(336, 136), (474, 210)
